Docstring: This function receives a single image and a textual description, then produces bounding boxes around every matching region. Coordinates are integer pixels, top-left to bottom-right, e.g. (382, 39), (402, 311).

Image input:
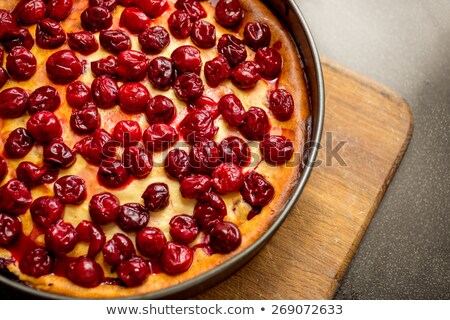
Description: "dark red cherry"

(0, 10), (19, 41)
(26, 111), (62, 143)
(38, 165), (60, 185)
(67, 257), (104, 288)
(70, 106), (101, 135)
(2, 28), (34, 52)
(99, 29), (131, 54)
(46, 50), (83, 84)
(169, 214), (198, 244)
(16, 161), (46, 188)
(218, 94), (247, 127)
(113, 120), (142, 146)
(136, 227), (166, 258)
(27, 86), (61, 114)
(118, 0), (135, 6)
(0, 180), (31, 216)
(168, 10), (192, 39)
(269, 89), (294, 121)
(66, 81), (92, 109)
(4, 128), (34, 159)
(102, 233), (135, 266)
(240, 171), (274, 207)
(188, 96), (220, 119)
(67, 31), (99, 55)
(231, 61), (261, 89)
(17, 0), (46, 25)
(217, 34), (247, 67)
(180, 175), (212, 199)
(117, 50), (148, 82)
(74, 129), (114, 165)
(193, 192), (227, 229)
(210, 221), (241, 253)
(117, 256), (150, 287)
(134, 0), (168, 18)
(147, 57), (174, 90)
(46, 0), (73, 21)
(173, 73), (204, 102)
(97, 158), (130, 189)
(0, 213), (22, 246)
(243, 22), (271, 51)
(260, 135), (294, 165)
(175, 0), (206, 21)
(54, 175), (87, 205)
(179, 109), (217, 143)
(118, 82), (150, 113)
(91, 75), (118, 109)
(171, 45), (202, 75)
(204, 55), (231, 88)
(0, 156), (7, 182)
(89, 0), (118, 11)
(255, 47), (282, 79)
(189, 140), (222, 175)
(141, 183), (169, 211)
(161, 241), (193, 275)
(212, 163), (243, 194)
(0, 87), (28, 119)
(123, 146), (153, 179)
(30, 196), (64, 229)
(138, 26), (169, 54)
(215, 0), (244, 28)
(81, 6), (113, 32)
(19, 247), (53, 278)
(43, 139), (76, 168)
(36, 19), (66, 49)
(45, 220), (78, 255)
(117, 203), (149, 232)
(0, 68), (7, 89)
(91, 55), (118, 78)
(164, 149), (191, 180)
(120, 7), (151, 34)
(75, 220), (106, 257)
(190, 20), (216, 48)
(239, 106), (270, 141)
(219, 136), (250, 167)
(6, 46), (37, 81)
(89, 192), (120, 225)
(145, 95), (175, 124)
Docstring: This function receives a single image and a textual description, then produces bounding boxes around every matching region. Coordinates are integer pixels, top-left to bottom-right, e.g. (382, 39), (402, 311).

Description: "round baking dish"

(0, 0), (324, 299)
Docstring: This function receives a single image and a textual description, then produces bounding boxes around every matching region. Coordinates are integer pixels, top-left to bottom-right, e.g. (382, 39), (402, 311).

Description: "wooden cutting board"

(196, 58), (414, 299)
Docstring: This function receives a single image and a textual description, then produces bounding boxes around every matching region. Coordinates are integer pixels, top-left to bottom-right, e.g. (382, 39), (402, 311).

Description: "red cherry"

(215, 0), (244, 28)
(0, 10), (19, 41)
(134, 0), (168, 18)
(66, 81), (92, 109)
(136, 227), (166, 258)
(119, 82), (150, 113)
(19, 247), (53, 278)
(89, 0), (118, 11)
(193, 192), (227, 229)
(16, 161), (46, 188)
(173, 72), (204, 102)
(2, 28), (34, 52)
(123, 146), (153, 179)
(210, 221), (241, 253)
(269, 89), (294, 121)
(17, 0), (46, 25)
(187, 96), (220, 119)
(30, 196), (64, 229)
(6, 46), (37, 81)
(4, 128), (34, 159)
(99, 29), (131, 54)
(218, 94), (247, 127)
(91, 55), (118, 78)
(117, 203), (149, 232)
(43, 139), (76, 168)
(239, 106), (270, 141)
(244, 22), (271, 51)
(70, 107), (101, 135)
(68, 31), (99, 55)
(190, 20), (216, 48)
(36, 19), (66, 49)
(46, 50), (83, 84)
(45, 220), (78, 255)
(117, 50), (148, 82)
(67, 257), (104, 288)
(81, 6), (113, 32)
(113, 120), (142, 146)
(161, 242), (193, 275)
(231, 61), (262, 89)
(0, 156), (7, 182)
(74, 129), (114, 165)
(54, 175), (87, 205)
(164, 148), (191, 180)
(27, 86), (61, 114)
(175, 0), (206, 21)
(0, 87), (28, 119)
(169, 214), (199, 244)
(0, 213), (22, 246)
(147, 57), (174, 90)
(117, 256), (150, 287)
(138, 26), (170, 54)
(145, 95), (176, 124)
(91, 75), (119, 109)
(240, 171), (274, 207)
(89, 192), (120, 225)
(171, 45), (202, 75)
(75, 220), (106, 258)
(102, 233), (135, 266)
(204, 55), (231, 88)
(180, 175), (212, 199)
(0, 68), (8, 89)
(255, 47), (282, 79)
(260, 135), (294, 165)
(212, 163), (244, 194)
(46, 0), (73, 22)
(217, 34), (247, 67)
(168, 10), (192, 39)
(97, 158), (130, 189)
(26, 111), (62, 143)
(189, 139), (222, 175)
(38, 165), (60, 185)
(179, 109), (217, 143)
(141, 183), (169, 211)
(118, 0), (135, 6)
(120, 7), (151, 34)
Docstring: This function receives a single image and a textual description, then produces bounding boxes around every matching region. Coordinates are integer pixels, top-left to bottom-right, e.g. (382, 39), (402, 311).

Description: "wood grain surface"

(195, 58), (414, 299)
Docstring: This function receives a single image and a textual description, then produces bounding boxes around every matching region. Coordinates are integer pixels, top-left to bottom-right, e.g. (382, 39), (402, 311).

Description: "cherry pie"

(0, 0), (310, 297)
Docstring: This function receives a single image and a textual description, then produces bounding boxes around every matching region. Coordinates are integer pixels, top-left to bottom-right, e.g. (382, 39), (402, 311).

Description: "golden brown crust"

(0, 0), (310, 298)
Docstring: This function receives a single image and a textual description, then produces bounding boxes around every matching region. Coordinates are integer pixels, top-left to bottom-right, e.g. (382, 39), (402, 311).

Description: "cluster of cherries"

(0, 0), (297, 289)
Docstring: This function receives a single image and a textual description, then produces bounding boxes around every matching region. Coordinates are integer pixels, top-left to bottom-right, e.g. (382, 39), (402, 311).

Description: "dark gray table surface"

(1, 0), (449, 300)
